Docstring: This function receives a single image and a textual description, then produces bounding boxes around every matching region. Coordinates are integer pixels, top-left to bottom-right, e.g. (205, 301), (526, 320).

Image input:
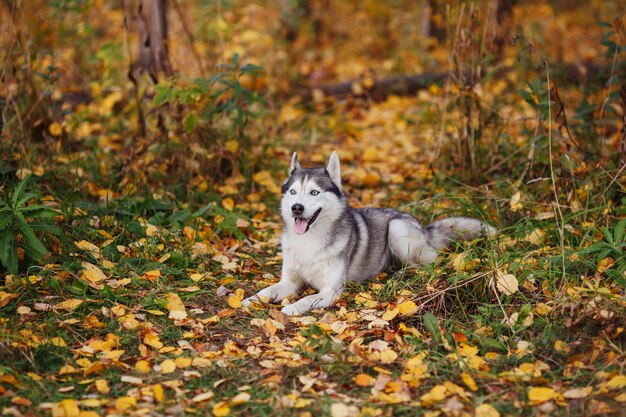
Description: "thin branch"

(544, 59), (567, 283)
(172, 0), (206, 77)
(549, 82), (584, 153)
(619, 85), (626, 167)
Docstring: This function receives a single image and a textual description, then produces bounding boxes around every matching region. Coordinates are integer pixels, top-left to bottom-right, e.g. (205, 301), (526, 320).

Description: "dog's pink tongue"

(294, 218), (308, 235)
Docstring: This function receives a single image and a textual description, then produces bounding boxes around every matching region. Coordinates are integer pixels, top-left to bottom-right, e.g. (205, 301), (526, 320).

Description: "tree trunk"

(135, 0), (172, 81)
(489, 0), (515, 55)
(421, 0), (446, 42)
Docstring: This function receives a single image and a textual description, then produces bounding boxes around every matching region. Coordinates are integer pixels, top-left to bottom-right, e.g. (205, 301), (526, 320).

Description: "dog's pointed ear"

(289, 152), (301, 173)
(327, 151), (341, 189)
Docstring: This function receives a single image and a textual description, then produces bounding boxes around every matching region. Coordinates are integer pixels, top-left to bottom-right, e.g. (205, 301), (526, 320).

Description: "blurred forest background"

(1, 1), (625, 416)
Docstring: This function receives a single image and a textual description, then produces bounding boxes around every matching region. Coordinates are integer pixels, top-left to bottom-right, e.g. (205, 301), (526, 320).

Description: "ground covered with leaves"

(1, 1), (625, 416)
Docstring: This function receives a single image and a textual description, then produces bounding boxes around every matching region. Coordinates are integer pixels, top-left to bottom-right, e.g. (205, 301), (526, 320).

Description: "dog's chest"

(281, 232), (345, 286)
(283, 233), (332, 265)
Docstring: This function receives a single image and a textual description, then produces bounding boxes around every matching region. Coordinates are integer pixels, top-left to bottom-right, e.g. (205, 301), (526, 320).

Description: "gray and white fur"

(242, 151), (496, 315)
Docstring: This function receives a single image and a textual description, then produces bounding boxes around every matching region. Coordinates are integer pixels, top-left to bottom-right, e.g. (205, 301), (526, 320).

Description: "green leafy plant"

(0, 175), (63, 274)
(153, 53), (264, 139)
(582, 218), (626, 287)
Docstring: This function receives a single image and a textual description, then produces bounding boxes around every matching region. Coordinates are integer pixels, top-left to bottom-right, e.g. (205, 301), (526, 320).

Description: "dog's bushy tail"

(425, 217), (496, 250)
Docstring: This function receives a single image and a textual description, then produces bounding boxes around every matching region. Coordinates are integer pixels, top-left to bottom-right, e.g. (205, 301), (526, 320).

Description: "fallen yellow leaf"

(119, 314), (141, 330)
(330, 320), (348, 334)
(597, 257), (615, 273)
(189, 272), (209, 282)
(534, 303), (552, 315)
(159, 359), (176, 374)
(154, 384), (164, 402)
(143, 269), (162, 280)
(382, 307), (399, 321)
(461, 372), (478, 391)
(451, 251), (479, 272)
(146, 309), (165, 316)
(355, 373), (373, 386)
(495, 271), (518, 295)
(457, 342), (479, 357)
(528, 386), (556, 404)
(509, 191), (523, 212)
(231, 392), (251, 405)
(49, 337), (66, 347)
(606, 375), (626, 390)
(59, 399), (80, 417)
(563, 386), (592, 399)
(401, 355), (428, 387)
(379, 348), (398, 364)
(12, 396), (32, 407)
(192, 391), (215, 402)
(16, 306), (31, 315)
(525, 228), (545, 245)
(222, 197), (235, 211)
(81, 262), (107, 284)
(165, 292), (186, 319)
(397, 300), (418, 316)
(95, 379), (110, 394)
(101, 91), (123, 113)
(330, 402), (359, 417)
(182, 226), (196, 242)
(75, 240), (100, 256)
(362, 172), (380, 187)
(362, 146), (378, 162)
(135, 360), (151, 373)
(165, 293), (184, 310)
(143, 331), (164, 350)
(475, 403), (500, 417)
(0, 291), (17, 309)
(55, 298), (84, 311)
(420, 384), (448, 406)
(554, 340), (570, 354)
(253, 170), (281, 194)
(49, 122), (63, 136)
(212, 401), (230, 416)
(175, 357), (193, 368)
(225, 140), (238, 154)
(114, 396), (136, 411)
(354, 292), (378, 308)
(279, 102), (304, 123)
(228, 289), (245, 309)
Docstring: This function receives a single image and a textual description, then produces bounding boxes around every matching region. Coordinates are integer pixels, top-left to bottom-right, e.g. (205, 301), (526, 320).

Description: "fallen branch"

(299, 73), (448, 102)
(298, 61), (604, 102)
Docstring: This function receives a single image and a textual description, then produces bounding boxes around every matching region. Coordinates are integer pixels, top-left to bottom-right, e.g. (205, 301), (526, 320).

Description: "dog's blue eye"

(311, 190), (320, 196)
(290, 189), (296, 195)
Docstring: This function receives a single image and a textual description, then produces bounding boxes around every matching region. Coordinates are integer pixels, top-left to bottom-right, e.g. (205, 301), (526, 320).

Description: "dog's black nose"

(291, 203), (304, 215)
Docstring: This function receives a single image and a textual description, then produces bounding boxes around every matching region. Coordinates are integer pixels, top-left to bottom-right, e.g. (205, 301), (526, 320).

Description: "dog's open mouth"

(293, 208), (322, 235)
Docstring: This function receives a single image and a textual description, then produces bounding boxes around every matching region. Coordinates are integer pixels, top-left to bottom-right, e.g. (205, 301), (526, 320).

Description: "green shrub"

(0, 175), (63, 274)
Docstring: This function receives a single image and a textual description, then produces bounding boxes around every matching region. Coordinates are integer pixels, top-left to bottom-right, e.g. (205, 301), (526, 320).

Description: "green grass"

(2, 155), (624, 416)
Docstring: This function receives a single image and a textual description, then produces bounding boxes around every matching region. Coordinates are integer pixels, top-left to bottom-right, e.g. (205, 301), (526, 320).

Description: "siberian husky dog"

(242, 151), (496, 315)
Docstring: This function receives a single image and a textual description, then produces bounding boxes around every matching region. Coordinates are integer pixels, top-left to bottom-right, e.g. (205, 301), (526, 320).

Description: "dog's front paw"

(281, 303), (305, 316)
(241, 297), (253, 308)
(242, 295), (270, 309)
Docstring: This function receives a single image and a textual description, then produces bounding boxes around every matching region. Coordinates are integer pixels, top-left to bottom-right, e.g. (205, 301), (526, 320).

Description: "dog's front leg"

(242, 278), (302, 308)
(280, 286), (344, 316)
